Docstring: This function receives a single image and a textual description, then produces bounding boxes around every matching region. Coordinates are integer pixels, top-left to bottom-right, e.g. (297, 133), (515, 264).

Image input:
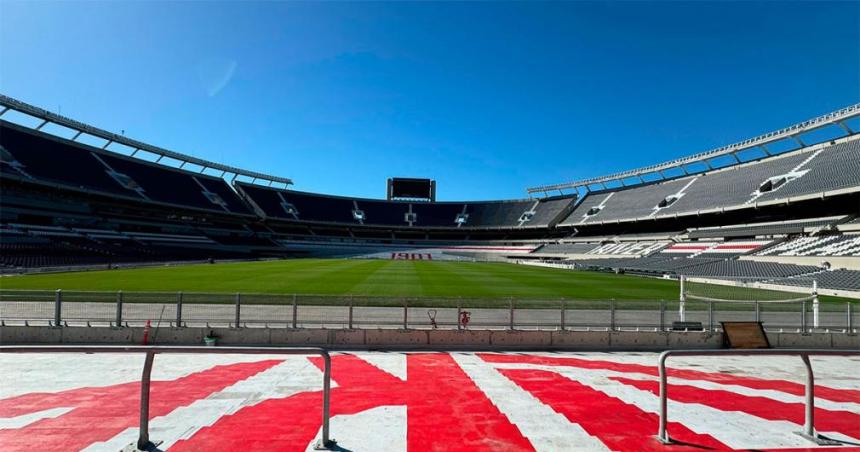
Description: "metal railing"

(0, 289), (857, 333)
(656, 349), (860, 447)
(0, 345), (336, 451)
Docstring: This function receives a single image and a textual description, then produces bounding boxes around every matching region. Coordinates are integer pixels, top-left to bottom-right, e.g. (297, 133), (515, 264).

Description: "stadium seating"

(1, 121), (253, 215)
(237, 182), (573, 229)
(756, 235), (860, 256)
(783, 270), (860, 291)
(533, 243), (600, 255)
(687, 217), (845, 239)
(559, 192), (612, 226)
(410, 202), (467, 227)
(753, 139), (860, 202)
(560, 138), (859, 225)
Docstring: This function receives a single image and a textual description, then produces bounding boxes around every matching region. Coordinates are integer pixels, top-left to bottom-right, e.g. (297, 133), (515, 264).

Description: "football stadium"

(1, 2), (859, 451)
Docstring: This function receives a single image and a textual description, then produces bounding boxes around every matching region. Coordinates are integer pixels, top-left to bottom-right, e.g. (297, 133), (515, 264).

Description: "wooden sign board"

(721, 321), (770, 349)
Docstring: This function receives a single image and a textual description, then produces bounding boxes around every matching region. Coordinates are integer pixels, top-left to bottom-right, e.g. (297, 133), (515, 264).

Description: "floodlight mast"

(527, 102), (860, 196)
(0, 94), (293, 188)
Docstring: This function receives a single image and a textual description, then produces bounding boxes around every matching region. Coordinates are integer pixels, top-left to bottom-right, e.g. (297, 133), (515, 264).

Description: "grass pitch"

(2, 259), (849, 305)
(0, 259), (681, 301)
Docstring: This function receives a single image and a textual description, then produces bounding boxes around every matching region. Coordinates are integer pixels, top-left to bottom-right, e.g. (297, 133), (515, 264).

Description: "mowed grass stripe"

(412, 261), (498, 299)
(349, 260), (424, 297)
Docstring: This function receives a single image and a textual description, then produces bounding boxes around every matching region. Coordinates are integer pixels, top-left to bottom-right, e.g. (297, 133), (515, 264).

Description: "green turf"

(0, 259), (682, 300)
(0, 259), (851, 305)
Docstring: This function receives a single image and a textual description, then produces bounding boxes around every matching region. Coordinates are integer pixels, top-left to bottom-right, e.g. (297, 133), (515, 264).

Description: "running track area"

(2, 352), (859, 451)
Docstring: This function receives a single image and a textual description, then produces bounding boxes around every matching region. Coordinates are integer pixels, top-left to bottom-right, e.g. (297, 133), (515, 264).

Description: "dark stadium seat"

(1, 122), (138, 197)
(356, 199), (410, 226)
(410, 202), (466, 226)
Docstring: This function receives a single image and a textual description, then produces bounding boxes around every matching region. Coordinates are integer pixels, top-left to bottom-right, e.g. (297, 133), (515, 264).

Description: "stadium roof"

(527, 103), (860, 195)
(0, 94), (293, 188)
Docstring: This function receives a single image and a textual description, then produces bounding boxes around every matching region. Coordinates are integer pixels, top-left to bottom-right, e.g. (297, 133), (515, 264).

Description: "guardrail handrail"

(0, 345), (336, 451)
(656, 349), (860, 447)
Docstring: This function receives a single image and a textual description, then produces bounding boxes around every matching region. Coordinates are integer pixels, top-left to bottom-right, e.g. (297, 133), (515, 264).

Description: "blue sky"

(1, 1), (858, 201)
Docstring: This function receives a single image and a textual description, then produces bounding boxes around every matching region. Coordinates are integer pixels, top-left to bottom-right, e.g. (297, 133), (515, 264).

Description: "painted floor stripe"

(452, 353), (612, 452)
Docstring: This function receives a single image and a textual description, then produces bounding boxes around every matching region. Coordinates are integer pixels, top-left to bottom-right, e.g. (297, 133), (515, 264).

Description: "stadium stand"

(559, 192), (612, 226)
(756, 235), (860, 256)
(1, 95), (858, 289)
(783, 270), (860, 291)
(533, 243), (600, 255)
(563, 138), (859, 226)
(681, 260), (821, 279)
(1, 122), (254, 215)
(753, 139), (860, 202)
(686, 216), (845, 239)
(660, 240), (772, 257)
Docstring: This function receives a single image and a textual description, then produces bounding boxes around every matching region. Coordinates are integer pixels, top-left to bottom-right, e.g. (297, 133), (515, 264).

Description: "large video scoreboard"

(387, 177), (436, 201)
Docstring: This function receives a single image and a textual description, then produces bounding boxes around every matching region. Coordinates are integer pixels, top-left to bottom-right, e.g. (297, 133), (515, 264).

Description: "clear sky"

(1, 1), (858, 200)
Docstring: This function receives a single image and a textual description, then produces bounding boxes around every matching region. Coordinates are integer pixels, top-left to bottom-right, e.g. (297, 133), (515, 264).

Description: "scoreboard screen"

(388, 178), (436, 201)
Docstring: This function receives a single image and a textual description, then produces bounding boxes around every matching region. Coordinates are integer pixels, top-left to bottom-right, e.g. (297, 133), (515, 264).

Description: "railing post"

(609, 300), (616, 331)
(560, 298), (566, 331)
(315, 351), (334, 449)
(115, 290), (123, 327)
(348, 296), (354, 330)
(457, 298), (462, 331)
(403, 298), (408, 330)
(794, 354), (838, 445)
(812, 280), (820, 329)
(754, 301), (760, 323)
(659, 300), (666, 332)
(136, 351), (156, 450)
(801, 354), (815, 438)
(679, 275), (687, 322)
(54, 289), (62, 327)
(801, 300), (808, 333)
(656, 352), (670, 443)
(849, 303), (854, 334)
(176, 292), (183, 327)
(509, 297), (515, 330)
(292, 294), (298, 329)
(708, 301), (714, 332)
(234, 293), (241, 328)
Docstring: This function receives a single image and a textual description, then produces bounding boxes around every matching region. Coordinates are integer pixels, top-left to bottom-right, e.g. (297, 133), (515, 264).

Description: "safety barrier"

(656, 349), (860, 446)
(0, 345), (336, 451)
(1, 289), (857, 333)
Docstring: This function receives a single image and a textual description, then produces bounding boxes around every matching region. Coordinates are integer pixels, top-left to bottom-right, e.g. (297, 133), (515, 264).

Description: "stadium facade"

(1, 95), (858, 292)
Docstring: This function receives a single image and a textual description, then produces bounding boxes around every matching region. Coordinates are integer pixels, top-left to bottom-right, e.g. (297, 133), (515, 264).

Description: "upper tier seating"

(559, 192), (612, 226)
(560, 137), (860, 225)
(410, 202), (466, 227)
(463, 200), (534, 227)
(754, 139), (860, 202)
(525, 196), (576, 227)
(0, 121), (252, 215)
(238, 182), (572, 228)
(578, 177), (692, 223)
